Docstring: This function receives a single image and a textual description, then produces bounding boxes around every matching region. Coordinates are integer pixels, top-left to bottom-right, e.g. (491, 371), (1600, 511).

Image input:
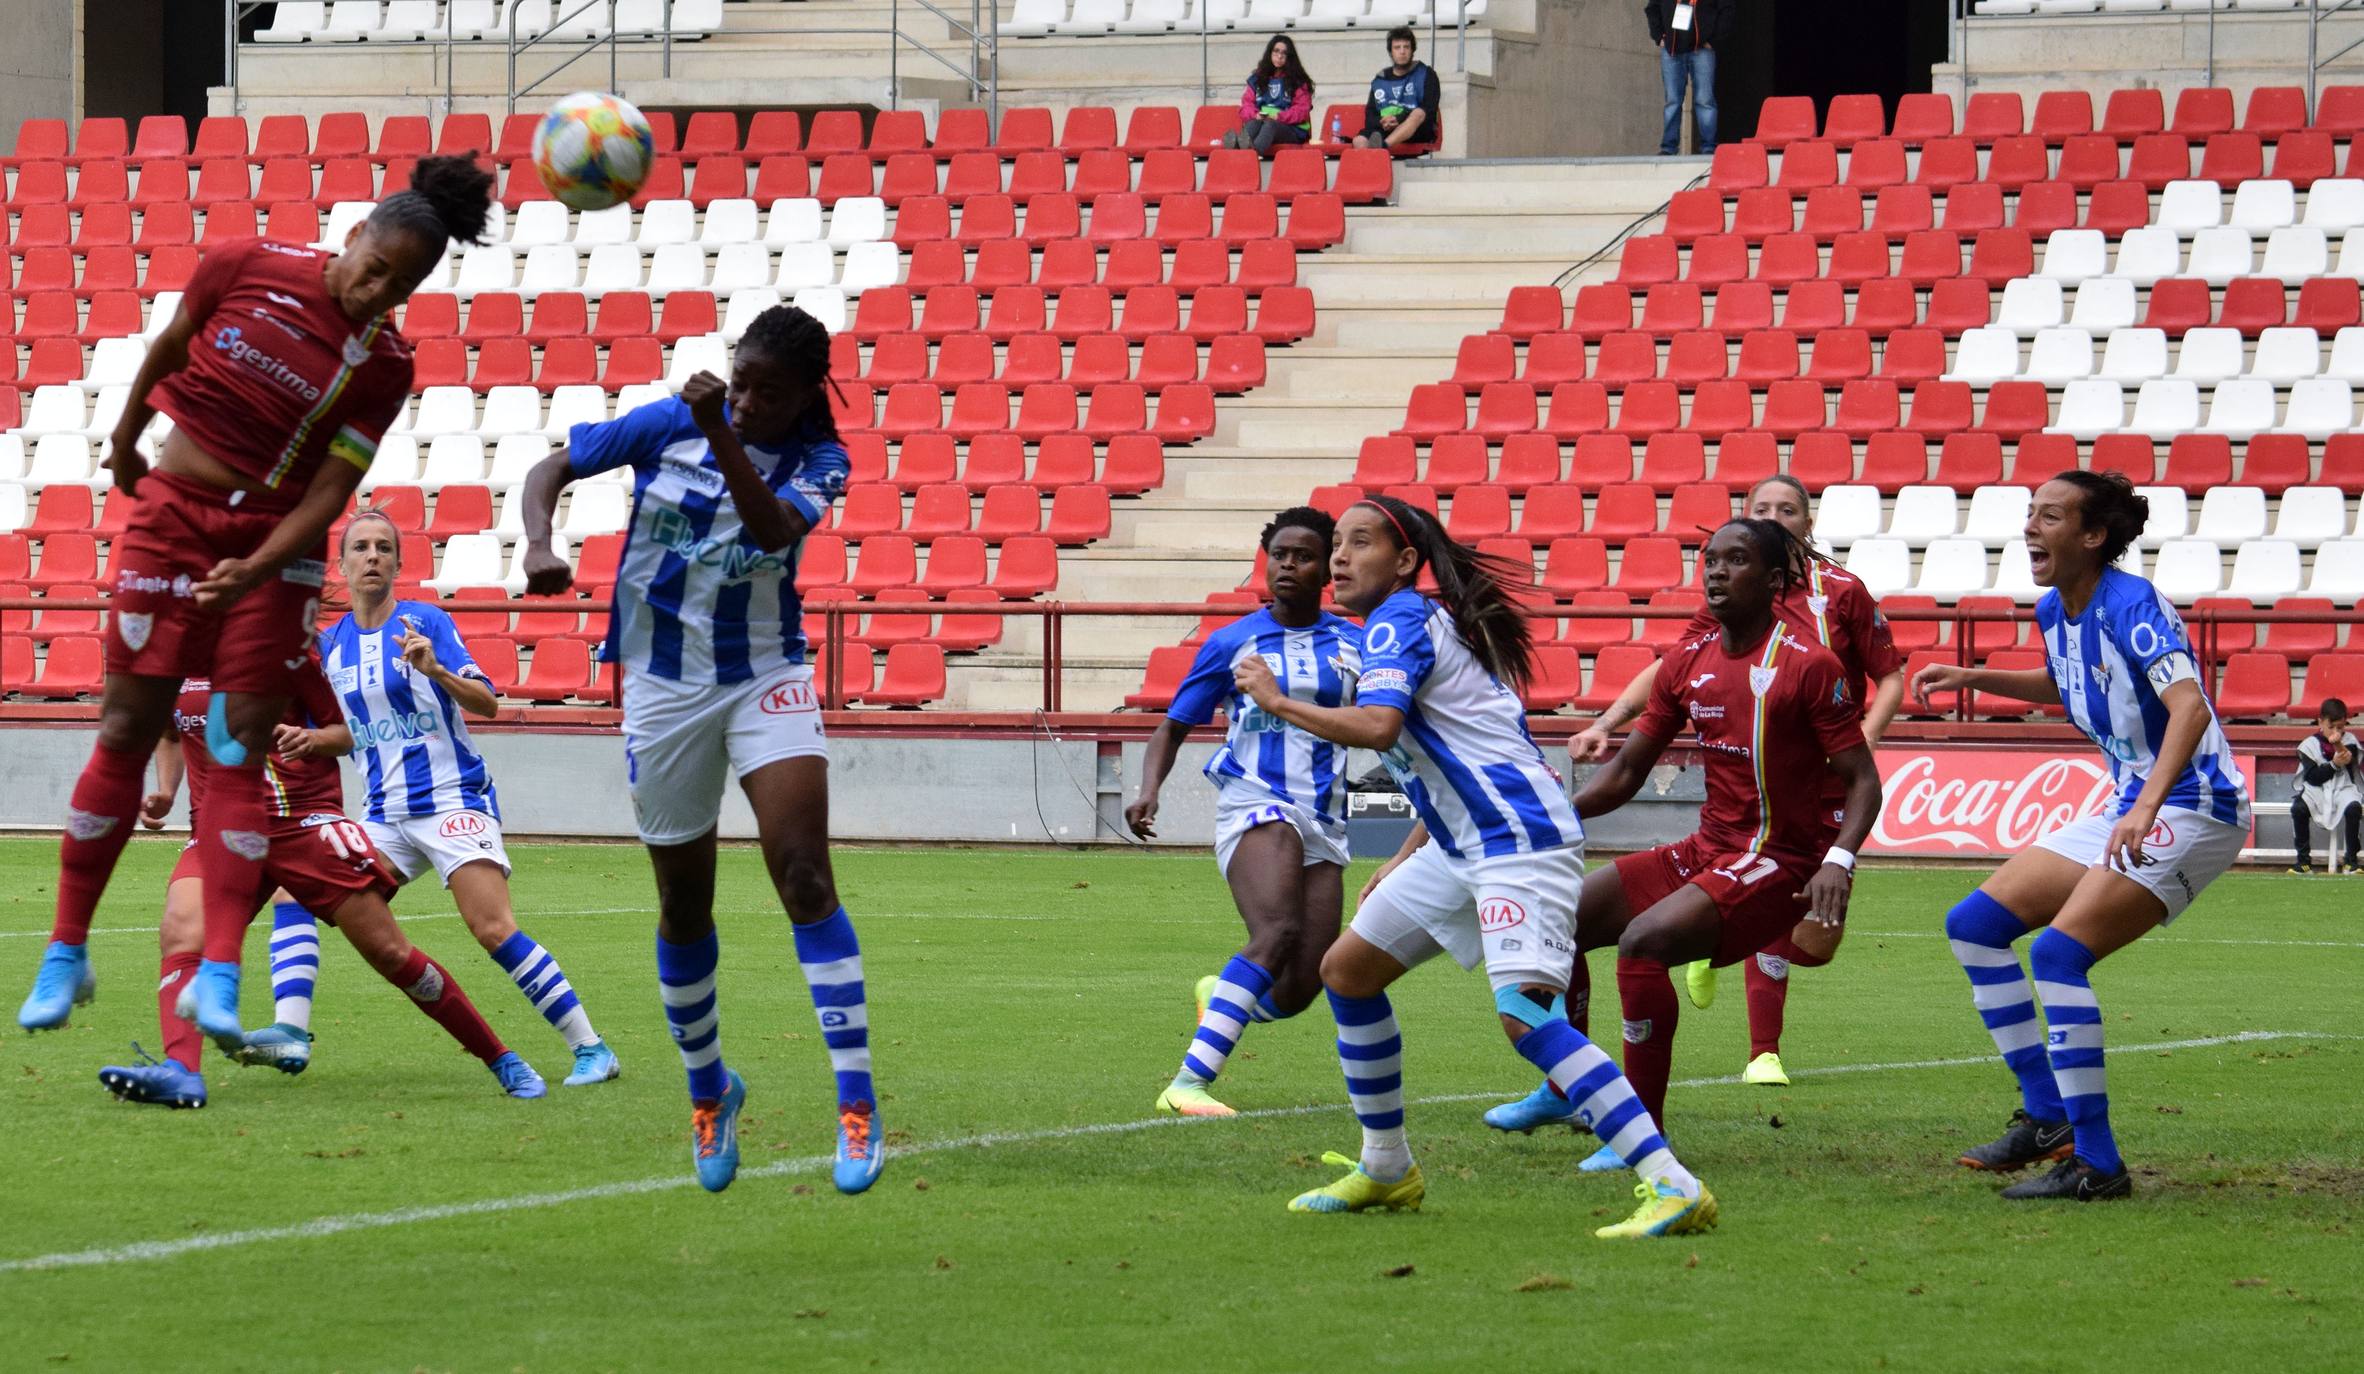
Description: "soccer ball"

(531, 91), (655, 212)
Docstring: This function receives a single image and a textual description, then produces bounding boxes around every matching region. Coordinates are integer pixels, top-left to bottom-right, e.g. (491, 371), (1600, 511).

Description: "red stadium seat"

(1127, 644), (1196, 710)
(2215, 651), (2295, 721)
(2030, 90), (2094, 144)
(1754, 98), (1817, 150)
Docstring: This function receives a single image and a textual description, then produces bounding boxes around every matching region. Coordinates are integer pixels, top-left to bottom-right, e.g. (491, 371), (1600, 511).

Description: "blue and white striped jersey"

(567, 395), (848, 685)
(319, 601), (499, 823)
(2036, 567), (2251, 827)
(1354, 589), (1582, 859)
(1166, 608), (1362, 822)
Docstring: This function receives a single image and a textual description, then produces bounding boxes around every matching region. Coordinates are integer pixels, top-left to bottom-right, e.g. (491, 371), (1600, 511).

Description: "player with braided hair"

(1509, 519), (1884, 1167)
(517, 305), (885, 1196)
(20, 155), (495, 1039)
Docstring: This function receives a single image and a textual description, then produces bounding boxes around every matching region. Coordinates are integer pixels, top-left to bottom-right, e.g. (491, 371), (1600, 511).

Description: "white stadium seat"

(2272, 487), (2350, 544)
(1965, 484), (2033, 545)
(579, 243), (647, 298)
(635, 200), (699, 246)
(2051, 378), (2125, 438)
(2171, 327), (2245, 385)
(1887, 485), (1961, 544)
(477, 385), (546, 439)
(2194, 486), (2269, 544)
(0, 484), (27, 533)
(418, 434), (488, 491)
(2108, 227), (2182, 285)
(502, 532), (570, 595)
(80, 336), (144, 391)
(516, 243), (580, 297)
(644, 242), (711, 297)
(2303, 179), (2364, 231)
(1947, 326), (2021, 384)
(2039, 229), (2108, 286)
(559, 482), (632, 538)
(2197, 378), (2274, 439)
(0, 436), (26, 483)
(666, 334), (731, 390)
(2130, 378), (2201, 439)
(2024, 327), (2095, 384)
(260, 2), (327, 40)
(27, 434), (97, 486)
(2229, 179), (2297, 232)
(1242, 0), (1307, 26)
(2228, 539), (2305, 601)
(142, 292), (183, 338)
(409, 385), (480, 439)
(838, 240), (902, 294)
(1117, 0), (1186, 30)
(542, 386), (609, 439)
(720, 287), (784, 342)
(1996, 276), (2064, 334)
(775, 241), (838, 292)
(2327, 327), (2364, 383)
(1842, 537), (1911, 597)
(505, 202), (568, 250)
(2098, 326), (2168, 383)
(1303, 0), (1369, 25)
(2248, 327), (2322, 384)
(428, 534), (507, 594)
(2263, 226), (2331, 282)
(487, 434), (552, 490)
(1811, 485), (1882, 549)
(1065, 0), (1128, 31)
(2148, 538), (2224, 602)
(763, 198), (825, 246)
(377, 1), (444, 40)
(453, 244), (516, 297)
(2186, 226), (2256, 285)
(21, 386), (88, 438)
(828, 198), (888, 249)
(699, 199), (760, 247)
(700, 241), (769, 296)
(2068, 277), (2137, 333)
(1914, 537), (1993, 599)
(321, 201), (376, 248)
(2310, 538), (2364, 599)
(2155, 180), (2222, 235)
(2279, 378), (2355, 439)
(2135, 486), (2190, 545)
(1004, 0), (1065, 35)
(574, 204), (637, 246)
(793, 286), (850, 333)
(323, 1), (382, 40)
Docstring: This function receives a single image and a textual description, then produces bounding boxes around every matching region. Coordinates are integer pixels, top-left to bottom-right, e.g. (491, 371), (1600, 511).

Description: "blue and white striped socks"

(1945, 891), (2066, 1122)
(1327, 989), (1410, 1180)
(267, 900), (318, 1032)
(1179, 955), (1274, 1086)
(2029, 927), (2122, 1173)
(656, 929), (726, 1103)
(492, 930), (599, 1050)
(792, 907), (873, 1109)
(1515, 1018), (1697, 1194)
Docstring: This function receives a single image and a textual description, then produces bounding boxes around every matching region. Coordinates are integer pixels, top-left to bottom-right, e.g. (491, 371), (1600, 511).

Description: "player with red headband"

(18, 157), (497, 1041)
(96, 656), (543, 1107)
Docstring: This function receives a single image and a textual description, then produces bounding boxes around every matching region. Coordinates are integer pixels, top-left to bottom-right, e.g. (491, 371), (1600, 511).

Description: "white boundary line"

(0, 1029), (2335, 1275)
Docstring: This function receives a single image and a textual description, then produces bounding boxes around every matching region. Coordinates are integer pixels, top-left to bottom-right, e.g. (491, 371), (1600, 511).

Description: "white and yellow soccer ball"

(531, 91), (656, 212)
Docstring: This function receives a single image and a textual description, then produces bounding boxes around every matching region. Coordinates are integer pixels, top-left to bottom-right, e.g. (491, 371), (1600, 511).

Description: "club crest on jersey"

(65, 808), (119, 841)
(116, 611), (153, 651)
(1749, 665), (1778, 696)
(1807, 594), (1828, 617)
(220, 829), (271, 861)
(342, 335), (371, 367)
(1622, 1018), (1653, 1044)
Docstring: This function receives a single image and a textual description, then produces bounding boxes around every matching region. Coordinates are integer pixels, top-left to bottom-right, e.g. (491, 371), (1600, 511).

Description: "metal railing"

(1956, 0), (2364, 105)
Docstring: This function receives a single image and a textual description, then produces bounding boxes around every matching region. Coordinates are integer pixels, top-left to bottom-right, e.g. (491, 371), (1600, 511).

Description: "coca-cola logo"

(1872, 753), (2118, 853)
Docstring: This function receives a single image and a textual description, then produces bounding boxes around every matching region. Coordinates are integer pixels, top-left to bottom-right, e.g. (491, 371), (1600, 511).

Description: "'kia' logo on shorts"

(1478, 898), (1527, 932)
(760, 679), (817, 715)
(438, 812), (488, 838)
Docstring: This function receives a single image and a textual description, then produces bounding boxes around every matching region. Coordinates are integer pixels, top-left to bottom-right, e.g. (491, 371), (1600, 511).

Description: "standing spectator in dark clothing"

(1223, 35), (1316, 157)
(1354, 27), (1442, 154)
(1646, 0), (1730, 155)
(2291, 697), (2362, 874)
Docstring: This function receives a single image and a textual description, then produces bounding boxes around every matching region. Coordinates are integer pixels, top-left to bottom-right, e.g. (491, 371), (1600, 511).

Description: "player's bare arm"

(1358, 821), (1429, 902)
(2102, 676), (2211, 874)
(518, 449), (579, 596)
(395, 616), (499, 719)
(1570, 726), (1666, 820)
(1861, 668), (1906, 746)
(140, 736), (185, 829)
(1233, 654), (1405, 751)
(1570, 660), (1658, 762)
(1912, 661), (2059, 709)
(193, 454), (367, 610)
(107, 306), (200, 494)
(683, 370), (812, 553)
(1126, 717), (1191, 838)
(1798, 742), (1882, 928)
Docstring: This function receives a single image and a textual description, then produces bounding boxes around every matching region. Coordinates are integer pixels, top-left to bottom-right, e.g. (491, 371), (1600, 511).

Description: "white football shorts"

(2033, 804), (2245, 923)
(1212, 788), (1351, 876)
(1349, 841), (1585, 992)
(622, 666), (829, 846)
(363, 808), (511, 887)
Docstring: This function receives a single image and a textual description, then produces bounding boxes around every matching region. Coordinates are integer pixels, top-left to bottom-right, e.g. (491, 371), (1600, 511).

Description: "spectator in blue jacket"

(1353, 28), (1441, 153)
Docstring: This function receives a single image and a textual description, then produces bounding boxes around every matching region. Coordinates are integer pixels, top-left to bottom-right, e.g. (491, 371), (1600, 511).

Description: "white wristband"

(1823, 847), (1857, 872)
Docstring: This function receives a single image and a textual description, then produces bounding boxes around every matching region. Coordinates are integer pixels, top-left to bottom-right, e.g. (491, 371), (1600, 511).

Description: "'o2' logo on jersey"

(1478, 898), (1527, 932)
(646, 507), (789, 583)
(760, 679), (817, 715)
(1362, 622), (1400, 657)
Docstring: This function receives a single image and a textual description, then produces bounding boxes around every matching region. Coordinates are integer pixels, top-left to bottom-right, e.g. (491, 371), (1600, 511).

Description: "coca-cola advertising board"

(1870, 750), (2259, 857)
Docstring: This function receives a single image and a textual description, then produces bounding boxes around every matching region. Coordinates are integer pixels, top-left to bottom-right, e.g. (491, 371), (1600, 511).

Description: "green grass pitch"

(2, 837), (2359, 1371)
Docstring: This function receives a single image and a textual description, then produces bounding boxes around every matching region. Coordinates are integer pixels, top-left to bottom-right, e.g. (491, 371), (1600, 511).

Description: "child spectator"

(1223, 36), (1315, 157)
(2291, 697), (2362, 874)
(1353, 27), (1441, 154)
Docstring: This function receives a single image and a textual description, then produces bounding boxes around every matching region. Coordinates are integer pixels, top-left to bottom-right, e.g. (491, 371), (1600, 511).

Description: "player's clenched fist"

(681, 370), (730, 433)
(520, 544), (574, 597)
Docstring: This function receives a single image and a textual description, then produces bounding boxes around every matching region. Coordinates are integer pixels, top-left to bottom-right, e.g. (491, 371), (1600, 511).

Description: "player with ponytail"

(1231, 494), (1718, 1239)
(21, 156), (495, 1043)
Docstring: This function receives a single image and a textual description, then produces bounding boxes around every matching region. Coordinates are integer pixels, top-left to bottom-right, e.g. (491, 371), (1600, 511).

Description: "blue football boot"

(834, 1100), (885, 1194)
(1577, 1142), (1626, 1173)
(18, 941), (95, 1031)
(191, 959), (244, 1049)
(233, 1023), (313, 1075)
(99, 1047), (207, 1109)
(1483, 1079), (1580, 1134)
(693, 1071), (748, 1193)
(490, 1051), (547, 1099)
(563, 1039), (620, 1087)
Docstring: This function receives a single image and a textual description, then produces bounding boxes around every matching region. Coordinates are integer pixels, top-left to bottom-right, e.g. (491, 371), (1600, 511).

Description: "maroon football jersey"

(175, 658), (349, 820)
(1633, 623), (1866, 866)
(149, 237), (413, 512)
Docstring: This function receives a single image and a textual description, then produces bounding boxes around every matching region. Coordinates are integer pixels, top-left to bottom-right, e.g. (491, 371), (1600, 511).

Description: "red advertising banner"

(1870, 749), (2260, 857)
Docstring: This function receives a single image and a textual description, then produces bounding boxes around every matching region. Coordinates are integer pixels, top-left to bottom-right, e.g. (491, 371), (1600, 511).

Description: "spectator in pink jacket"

(1222, 36), (1316, 157)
